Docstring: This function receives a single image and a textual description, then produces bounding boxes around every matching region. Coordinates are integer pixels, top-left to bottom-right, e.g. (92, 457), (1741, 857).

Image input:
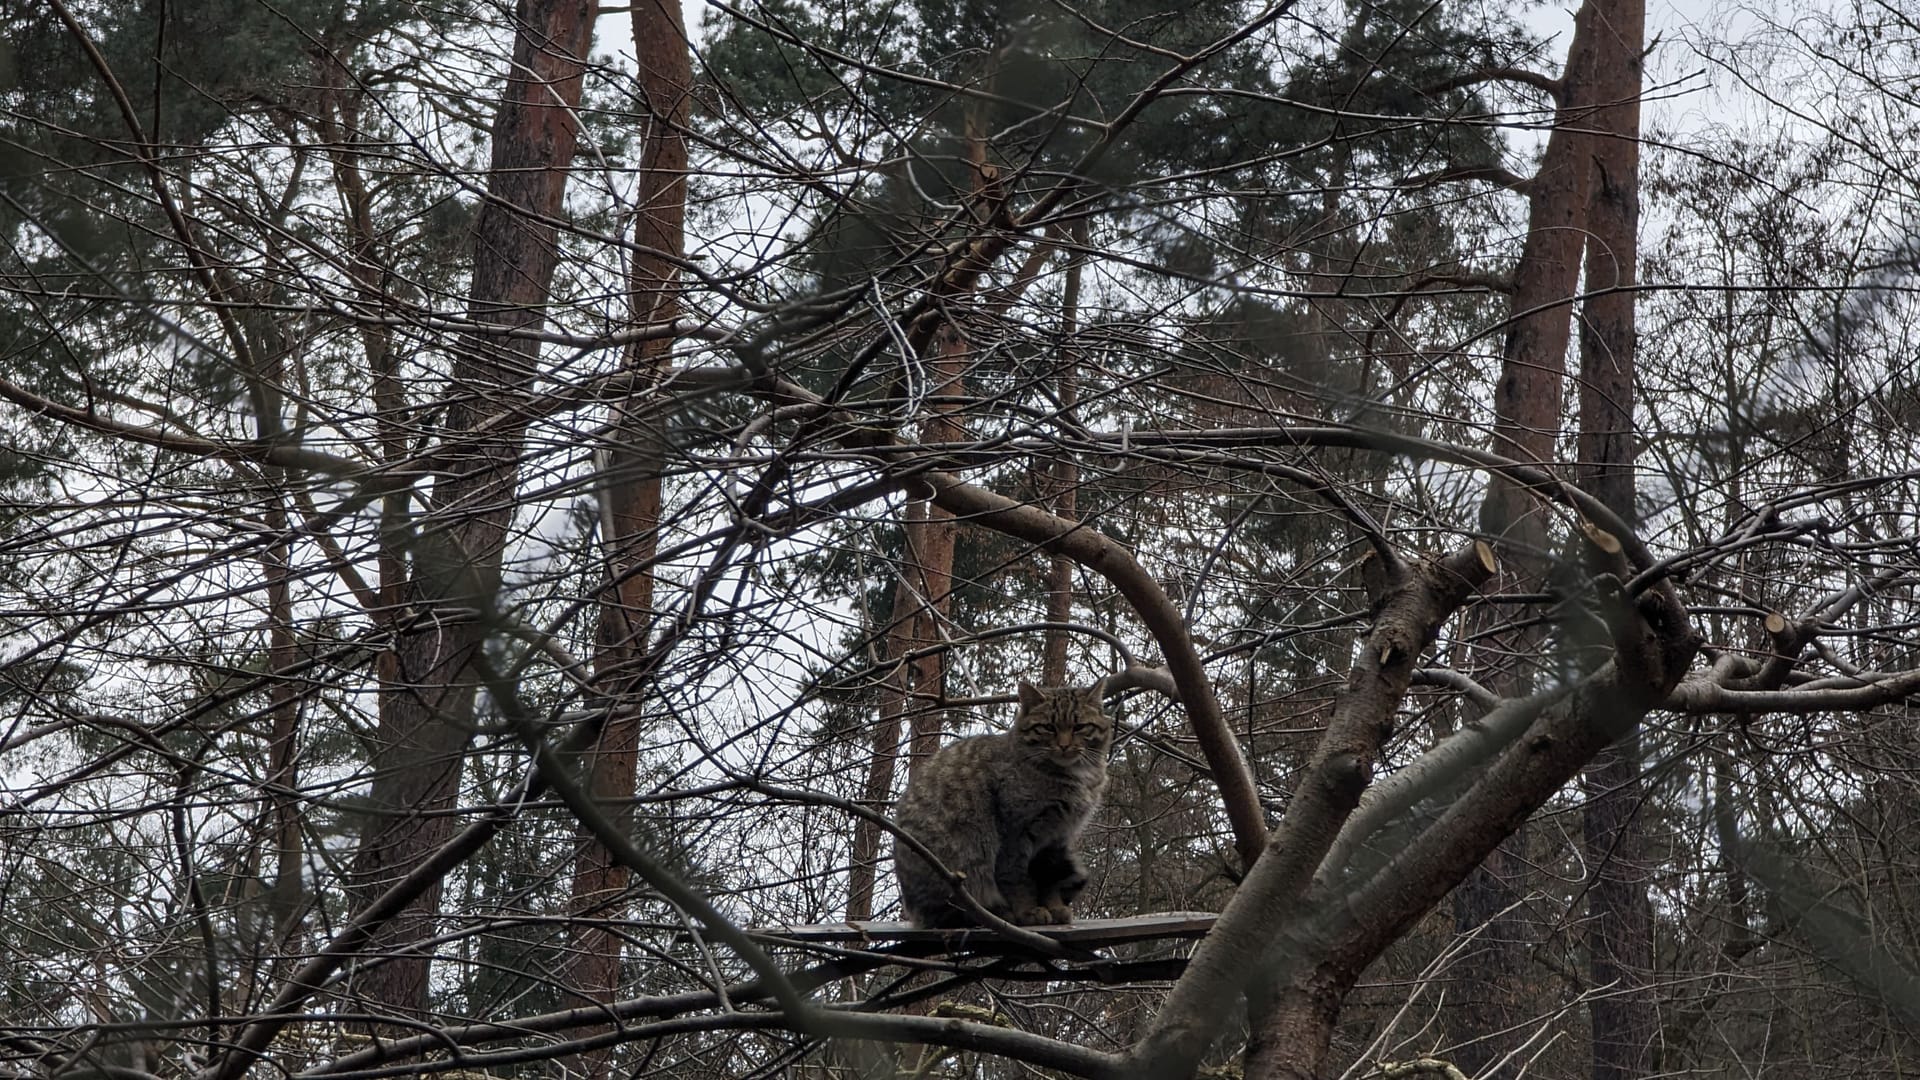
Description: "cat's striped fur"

(892, 679), (1111, 927)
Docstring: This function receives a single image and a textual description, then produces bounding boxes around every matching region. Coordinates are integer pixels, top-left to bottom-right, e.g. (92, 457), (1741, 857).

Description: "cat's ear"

(1085, 676), (1109, 702)
(1017, 681), (1044, 711)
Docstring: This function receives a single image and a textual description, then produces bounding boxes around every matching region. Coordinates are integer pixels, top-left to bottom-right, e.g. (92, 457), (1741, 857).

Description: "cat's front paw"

(1043, 901), (1074, 925)
(1010, 905), (1062, 926)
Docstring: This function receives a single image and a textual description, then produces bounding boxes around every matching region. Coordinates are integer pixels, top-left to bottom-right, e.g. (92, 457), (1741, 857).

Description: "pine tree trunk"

(847, 324), (971, 918)
(905, 324), (967, 762)
(1042, 228), (1086, 686)
(1575, 0), (1651, 1072)
(346, 0), (599, 1018)
(846, 494), (960, 916)
(1449, 1), (1608, 1069)
(264, 520), (302, 937)
(566, 2), (689, 1075)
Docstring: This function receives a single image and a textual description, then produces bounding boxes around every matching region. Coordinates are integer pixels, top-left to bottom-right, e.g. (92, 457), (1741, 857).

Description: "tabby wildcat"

(892, 679), (1111, 928)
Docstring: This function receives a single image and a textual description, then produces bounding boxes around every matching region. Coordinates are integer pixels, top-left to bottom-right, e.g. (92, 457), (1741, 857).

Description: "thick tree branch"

(1424, 66), (1564, 101)
(1127, 542), (1494, 1077)
(923, 473), (1270, 868)
(1666, 667), (1920, 713)
(1317, 679), (1576, 889)
(0, 374), (375, 482)
(1398, 163), (1533, 193)
(1326, 579), (1697, 979)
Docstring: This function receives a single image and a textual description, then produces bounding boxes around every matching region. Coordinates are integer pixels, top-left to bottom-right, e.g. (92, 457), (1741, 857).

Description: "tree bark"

(567, 1), (689, 1073)
(1451, 2), (1608, 1070)
(264, 518), (302, 936)
(346, 0), (599, 1017)
(1042, 227), (1086, 686)
(1134, 544), (1496, 1079)
(847, 499), (943, 921)
(902, 326), (967, 765)
(846, 325), (967, 920)
(1574, 0), (1652, 1072)
(1245, 974), (1350, 1080)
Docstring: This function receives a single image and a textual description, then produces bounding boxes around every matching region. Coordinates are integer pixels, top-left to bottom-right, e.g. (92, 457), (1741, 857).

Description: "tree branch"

(1127, 542), (1494, 1077)
(923, 473), (1270, 868)
(1398, 163), (1533, 193)
(1424, 66), (1564, 101)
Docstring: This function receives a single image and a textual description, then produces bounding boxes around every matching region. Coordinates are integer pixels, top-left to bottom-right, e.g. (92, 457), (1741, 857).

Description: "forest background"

(7, 0), (1920, 1077)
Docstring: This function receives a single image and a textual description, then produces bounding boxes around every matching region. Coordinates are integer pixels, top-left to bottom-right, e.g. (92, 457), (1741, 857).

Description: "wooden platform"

(748, 911), (1218, 949)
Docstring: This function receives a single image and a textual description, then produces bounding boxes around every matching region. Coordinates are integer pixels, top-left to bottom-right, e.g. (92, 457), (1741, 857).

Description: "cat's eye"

(1074, 724), (1099, 734)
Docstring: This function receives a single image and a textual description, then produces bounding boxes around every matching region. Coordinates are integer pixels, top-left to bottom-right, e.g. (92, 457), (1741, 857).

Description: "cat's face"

(1012, 679), (1112, 769)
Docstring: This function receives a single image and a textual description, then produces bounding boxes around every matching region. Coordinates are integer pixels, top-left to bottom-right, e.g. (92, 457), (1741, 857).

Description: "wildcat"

(892, 678), (1111, 928)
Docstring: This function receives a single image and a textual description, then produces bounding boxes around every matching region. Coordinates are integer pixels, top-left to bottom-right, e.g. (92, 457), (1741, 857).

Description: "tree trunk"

(1575, 0), (1651, 1073)
(845, 502), (961, 916)
(846, 501), (943, 919)
(1583, 734), (1654, 1080)
(1204, 0), (1634, 1072)
(1244, 973), (1350, 1080)
(1449, 2), (1608, 1069)
(566, 1), (689, 1073)
(1042, 228), (1086, 686)
(264, 518), (302, 936)
(847, 325), (970, 919)
(847, 569), (914, 922)
(1447, 845), (1527, 1076)
(346, 0), (599, 1017)
(904, 324), (968, 762)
